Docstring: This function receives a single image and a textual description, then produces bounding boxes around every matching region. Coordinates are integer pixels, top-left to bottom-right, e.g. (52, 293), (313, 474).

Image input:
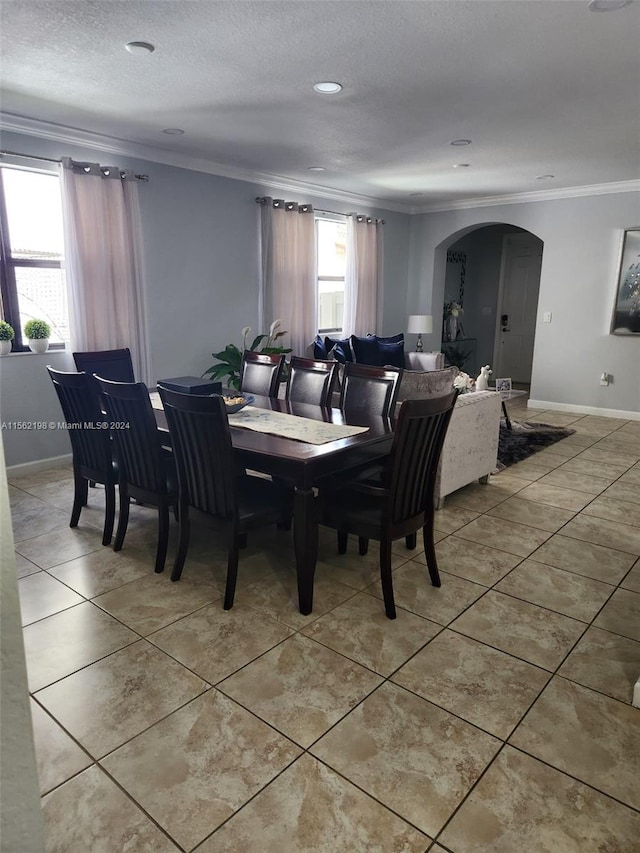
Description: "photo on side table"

(495, 378), (512, 393)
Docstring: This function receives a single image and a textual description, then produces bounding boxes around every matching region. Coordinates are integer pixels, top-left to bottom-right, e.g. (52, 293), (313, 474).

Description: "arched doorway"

(437, 224), (544, 387)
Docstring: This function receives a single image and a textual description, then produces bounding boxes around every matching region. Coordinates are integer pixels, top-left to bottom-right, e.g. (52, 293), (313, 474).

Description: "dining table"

(152, 393), (394, 615)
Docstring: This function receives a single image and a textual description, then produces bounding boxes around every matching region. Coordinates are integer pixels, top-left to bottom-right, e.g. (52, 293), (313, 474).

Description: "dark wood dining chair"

(47, 367), (117, 546)
(285, 356), (339, 407)
(96, 376), (178, 573)
(73, 348), (135, 383)
(319, 393), (457, 619)
(339, 362), (403, 418)
(157, 385), (293, 607)
(240, 350), (285, 397)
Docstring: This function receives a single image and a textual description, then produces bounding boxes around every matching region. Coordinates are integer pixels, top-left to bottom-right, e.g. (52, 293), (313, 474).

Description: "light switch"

(543, 312), (552, 323)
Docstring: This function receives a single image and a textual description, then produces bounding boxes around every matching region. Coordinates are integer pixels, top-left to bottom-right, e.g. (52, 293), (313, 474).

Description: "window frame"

(0, 163), (67, 352)
(316, 211), (347, 335)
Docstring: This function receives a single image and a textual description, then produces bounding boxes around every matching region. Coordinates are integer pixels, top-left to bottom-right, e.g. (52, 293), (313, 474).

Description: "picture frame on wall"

(610, 228), (640, 335)
(495, 378), (512, 393)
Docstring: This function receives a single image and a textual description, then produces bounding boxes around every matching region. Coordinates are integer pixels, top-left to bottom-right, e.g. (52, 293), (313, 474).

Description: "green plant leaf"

(250, 334), (267, 350)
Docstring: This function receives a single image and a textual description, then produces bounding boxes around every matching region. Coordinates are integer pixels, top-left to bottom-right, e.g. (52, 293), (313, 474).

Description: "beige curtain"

(259, 199), (316, 357)
(60, 159), (150, 382)
(343, 215), (384, 336)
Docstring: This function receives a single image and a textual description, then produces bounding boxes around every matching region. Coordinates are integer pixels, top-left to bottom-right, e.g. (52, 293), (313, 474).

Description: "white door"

(493, 233), (543, 383)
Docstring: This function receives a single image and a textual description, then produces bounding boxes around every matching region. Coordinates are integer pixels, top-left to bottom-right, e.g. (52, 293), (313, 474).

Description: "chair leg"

(114, 485), (130, 552)
(155, 501), (170, 573)
(379, 537), (396, 619)
(405, 532), (417, 550)
(479, 474), (490, 484)
(224, 527), (240, 610)
(70, 474), (88, 528)
(422, 513), (441, 587)
(358, 536), (369, 556)
(171, 501), (190, 581)
(337, 531), (348, 554)
(102, 482), (116, 546)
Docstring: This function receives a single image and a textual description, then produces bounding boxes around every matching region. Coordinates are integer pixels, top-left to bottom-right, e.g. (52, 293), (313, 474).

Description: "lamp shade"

(407, 314), (433, 334)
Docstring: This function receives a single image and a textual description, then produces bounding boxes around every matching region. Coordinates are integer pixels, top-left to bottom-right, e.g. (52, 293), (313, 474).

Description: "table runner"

(149, 394), (369, 445)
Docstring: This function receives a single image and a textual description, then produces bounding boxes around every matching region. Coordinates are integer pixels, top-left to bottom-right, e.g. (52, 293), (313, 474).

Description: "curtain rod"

(255, 196), (385, 224)
(0, 150), (149, 182)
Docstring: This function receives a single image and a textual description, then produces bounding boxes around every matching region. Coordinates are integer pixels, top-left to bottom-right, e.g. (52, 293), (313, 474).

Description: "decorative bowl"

(221, 392), (254, 414)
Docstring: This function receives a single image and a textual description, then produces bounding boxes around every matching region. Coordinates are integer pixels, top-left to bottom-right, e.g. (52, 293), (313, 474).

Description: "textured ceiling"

(1, 0), (639, 208)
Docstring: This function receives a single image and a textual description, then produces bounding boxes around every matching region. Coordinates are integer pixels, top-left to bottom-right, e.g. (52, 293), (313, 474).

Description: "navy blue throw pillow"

(378, 339), (405, 368)
(325, 336), (353, 362)
(377, 333), (404, 345)
(313, 335), (328, 360)
(350, 335), (382, 365)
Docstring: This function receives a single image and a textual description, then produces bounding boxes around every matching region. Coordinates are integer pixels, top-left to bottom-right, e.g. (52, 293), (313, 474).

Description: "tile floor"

(11, 396), (640, 852)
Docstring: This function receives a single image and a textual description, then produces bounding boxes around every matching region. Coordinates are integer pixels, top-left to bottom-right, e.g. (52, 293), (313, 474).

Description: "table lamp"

(407, 314), (433, 352)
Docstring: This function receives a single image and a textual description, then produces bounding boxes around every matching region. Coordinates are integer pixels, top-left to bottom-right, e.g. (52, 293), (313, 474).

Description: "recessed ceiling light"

(588, 0), (631, 11)
(313, 81), (343, 94)
(453, 163), (470, 168)
(450, 139), (472, 146)
(162, 128), (185, 135)
(536, 174), (555, 180)
(307, 166), (326, 171)
(125, 41), (155, 54)
(409, 192), (424, 196)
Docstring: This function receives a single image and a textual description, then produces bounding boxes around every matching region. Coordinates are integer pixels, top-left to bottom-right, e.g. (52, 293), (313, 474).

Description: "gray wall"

(0, 130), (410, 467)
(408, 192), (640, 414)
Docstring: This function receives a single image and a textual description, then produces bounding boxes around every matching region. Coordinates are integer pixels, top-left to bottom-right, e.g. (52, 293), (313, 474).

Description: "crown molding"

(2, 112), (638, 216)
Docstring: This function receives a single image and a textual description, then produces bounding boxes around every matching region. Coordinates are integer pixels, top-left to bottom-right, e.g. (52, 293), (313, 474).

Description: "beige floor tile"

(23, 601), (137, 692)
(577, 446), (637, 468)
(439, 746), (640, 853)
(195, 754), (430, 852)
(504, 458), (559, 480)
(15, 525), (103, 569)
(529, 441), (583, 462)
(595, 434), (640, 455)
(581, 494), (640, 526)
(531, 533), (635, 584)
(392, 630), (549, 739)
(47, 548), (151, 598)
(510, 677), (640, 810)
(531, 411), (582, 427)
(593, 587), (640, 641)
(622, 561), (640, 592)
(9, 465), (73, 490)
(433, 504), (480, 534)
(102, 690), (301, 851)
(18, 572), (85, 626)
(41, 765), (179, 853)
(311, 682), (500, 838)
(576, 415), (628, 432)
(487, 496), (574, 533)
(219, 634), (382, 747)
(558, 626), (640, 705)
(559, 456), (628, 482)
(148, 601), (292, 684)
(451, 591), (585, 671)
(92, 574), (220, 635)
(515, 481), (594, 512)
(561, 514), (640, 556)
(11, 498), (75, 543)
(14, 552), (41, 578)
(432, 537), (522, 586)
(453, 516), (550, 558)
(372, 562), (486, 624)
(447, 482), (519, 513)
(495, 560), (613, 622)
(549, 431), (600, 448)
(488, 470), (533, 489)
(302, 592), (441, 676)
(620, 466), (640, 486)
(316, 536), (408, 591)
(30, 699), (92, 795)
(536, 468), (611, 495)
(603, 480), (640, 506)
(35, 640), (208, 758)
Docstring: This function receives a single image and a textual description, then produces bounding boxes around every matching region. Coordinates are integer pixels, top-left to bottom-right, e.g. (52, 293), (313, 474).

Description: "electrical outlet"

(543, 312), (552, 323)
(600, 372), (609, 386)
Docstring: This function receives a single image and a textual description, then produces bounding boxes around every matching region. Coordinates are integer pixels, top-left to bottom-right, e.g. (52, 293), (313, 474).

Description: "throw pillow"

(396, 366), (459, 403)
(378, 339), (405, 368)
(324, 336), (353, 362)
(328, 342), (351, 364)
(313, 335), (328, 360)
(350, 334), (381, 365)
(377, 333), (404, 345)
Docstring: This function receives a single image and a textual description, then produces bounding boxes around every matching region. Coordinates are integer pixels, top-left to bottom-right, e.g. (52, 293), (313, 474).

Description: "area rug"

(496, 419), (575, 471)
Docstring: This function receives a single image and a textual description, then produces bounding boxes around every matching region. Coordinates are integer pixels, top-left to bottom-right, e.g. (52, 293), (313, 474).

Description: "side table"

(497, 389), (527, 430)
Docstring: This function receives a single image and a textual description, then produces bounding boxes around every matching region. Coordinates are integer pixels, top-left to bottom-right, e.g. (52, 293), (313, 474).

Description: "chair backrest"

(386, 393), (457, 527)
(73, 348), (135, 382)
(96, 376), (166, 494)
(339, 362), (403, 418)
(47, 367), (113, 478)
(157, 386), (237, 519)
(285, 356), (338, 407)
(240, 351), (285, 397)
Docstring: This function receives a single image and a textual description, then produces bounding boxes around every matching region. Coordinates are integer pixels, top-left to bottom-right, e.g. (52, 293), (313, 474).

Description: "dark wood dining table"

(154, 395), (394, 615)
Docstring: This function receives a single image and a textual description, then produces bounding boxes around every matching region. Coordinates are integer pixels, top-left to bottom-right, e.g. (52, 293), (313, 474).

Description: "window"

(316, 215), (346, 333)
(0, 166), (68, 350)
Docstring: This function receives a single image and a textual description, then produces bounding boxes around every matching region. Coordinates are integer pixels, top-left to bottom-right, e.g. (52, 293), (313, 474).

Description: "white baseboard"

(6, 453), (72, 479)
(528, 400), (640, 421)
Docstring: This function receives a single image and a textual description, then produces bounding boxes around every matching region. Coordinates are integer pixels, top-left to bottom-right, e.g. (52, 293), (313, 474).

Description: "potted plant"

(24, 318), (51, 353)
(203, 320), (292, 389)
(0, 320), (15, 355)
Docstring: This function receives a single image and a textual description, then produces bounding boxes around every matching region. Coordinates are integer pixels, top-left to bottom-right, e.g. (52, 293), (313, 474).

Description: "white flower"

(241, 326), (252, 338)
(269, 319), (282, 337)
(453, 372), (474, 393)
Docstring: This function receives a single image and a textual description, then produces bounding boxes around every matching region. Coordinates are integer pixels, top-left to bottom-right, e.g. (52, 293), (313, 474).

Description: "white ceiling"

(1, 0), (639, 210)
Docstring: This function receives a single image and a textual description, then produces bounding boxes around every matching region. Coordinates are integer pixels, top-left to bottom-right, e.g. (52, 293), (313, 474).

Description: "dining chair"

(240, 350), (285, 397)
(96, 376), (178, 573)
(319, 392), (457, 619)
(73, 348), (135, 383)
(285, 356), (339, 407)
(47, 367), (117, 546)
(339, 362), (403, 419)
(157, 385), (293, 607)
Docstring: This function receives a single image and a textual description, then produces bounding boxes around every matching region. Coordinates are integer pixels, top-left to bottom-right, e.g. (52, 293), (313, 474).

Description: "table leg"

(502, 401), (513, 431)
(293, 487), (318, 615)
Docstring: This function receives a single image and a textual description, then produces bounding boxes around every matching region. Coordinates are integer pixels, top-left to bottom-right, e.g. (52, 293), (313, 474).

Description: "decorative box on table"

(157, 376), (222, 395)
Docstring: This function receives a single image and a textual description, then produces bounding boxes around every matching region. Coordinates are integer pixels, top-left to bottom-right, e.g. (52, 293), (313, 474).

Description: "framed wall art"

(610, 228), (640, 335)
